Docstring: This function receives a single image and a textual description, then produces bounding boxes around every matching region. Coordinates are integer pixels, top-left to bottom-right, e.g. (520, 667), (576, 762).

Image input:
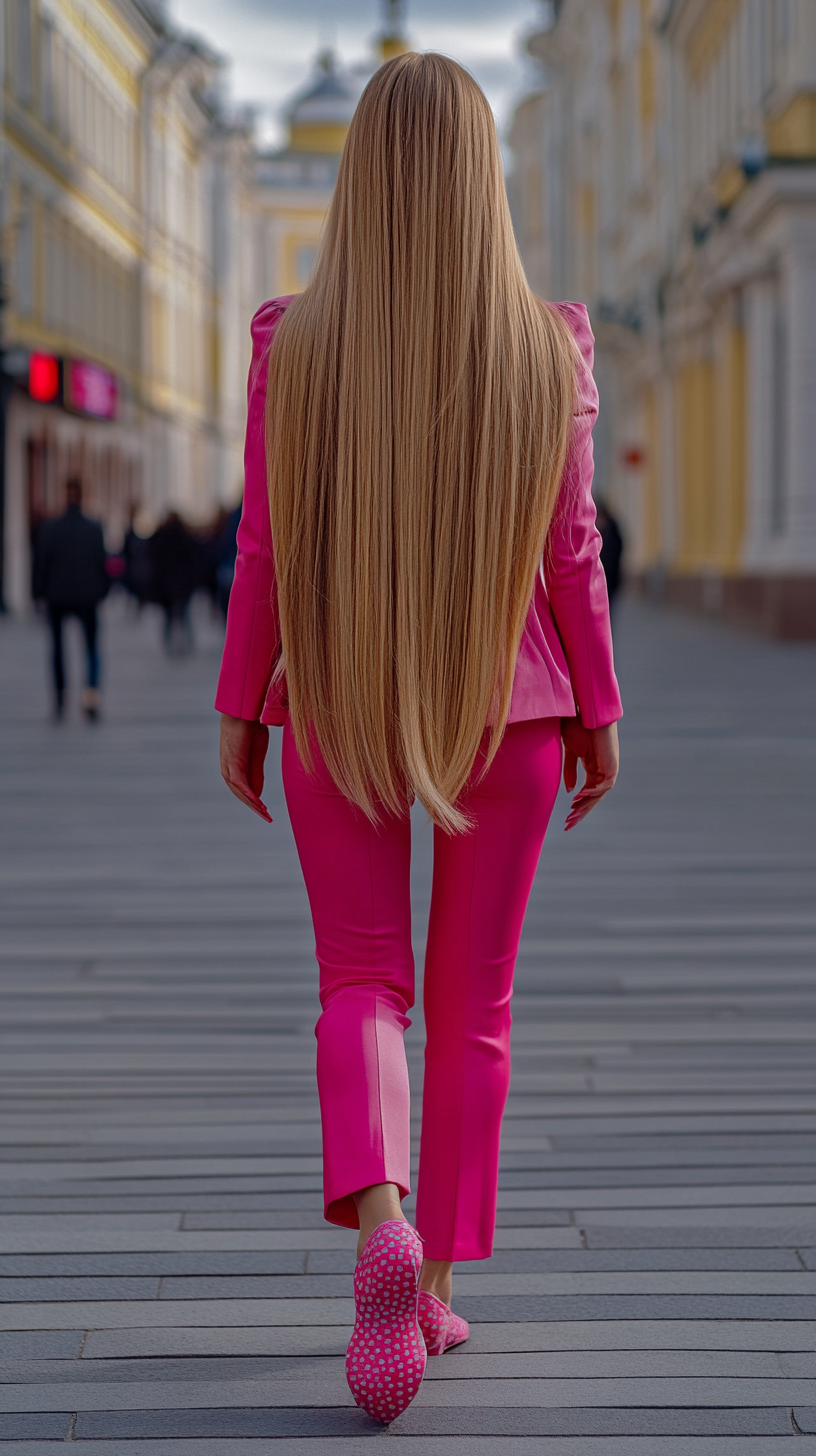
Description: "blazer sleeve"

(214, 300), (289, 721)
(544, 302), (623, 729)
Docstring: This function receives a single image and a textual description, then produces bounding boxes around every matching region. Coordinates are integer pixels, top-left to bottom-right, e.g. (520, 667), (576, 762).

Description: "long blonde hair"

(267, 52), (576, 833)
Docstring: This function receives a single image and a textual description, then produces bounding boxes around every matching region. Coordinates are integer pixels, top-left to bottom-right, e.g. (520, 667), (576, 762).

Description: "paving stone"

(449, 1271), (815, 1295)
(576, 1207), (816, 1227)
(425, 1349), (815, 1378)
(0, 1229), (356, 1255)
(0, 1195), (328, 1213)
(0, 1331), (84, 1360)
(498, 1166), (816, 1189)
(492, 1210), (574, 1226)
(451, 1294), (816, 1321)
(0, 1253), (306, 1277)
(0, 1215), (181, 1233)
(583, 1224), (816, 1248)
(797, 1410), (816, 1434)
(0, 1298), (354, 1330)
(426, 1319), (816, 1352)
(0, 1277), (160, 1301)
(181, 1213), (332, 1230)
(78, 1328), (354, 1359)
(73, 1408), (375, 1438)
(0, 1412), (71, 1438)
(158, 1275), (349, 1299)
(490, 1228), (585, 1249)
(446, 1248), (802, 1273)
(495, 1185), (816, 1210)
(0, 1354), (343, 1385)
(392, 1406), (793, 1435)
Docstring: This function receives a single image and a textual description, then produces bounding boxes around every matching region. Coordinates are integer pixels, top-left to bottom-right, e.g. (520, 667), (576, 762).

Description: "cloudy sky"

(167, 0), (547, 148)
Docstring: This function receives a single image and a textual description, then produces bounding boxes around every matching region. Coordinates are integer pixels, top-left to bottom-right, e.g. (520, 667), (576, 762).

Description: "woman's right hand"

(561, 717), (619, 831)
(219, 714), (272, 822)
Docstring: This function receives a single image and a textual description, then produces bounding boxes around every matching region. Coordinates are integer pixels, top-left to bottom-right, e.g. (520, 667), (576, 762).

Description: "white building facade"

(510, 0), (816, 636)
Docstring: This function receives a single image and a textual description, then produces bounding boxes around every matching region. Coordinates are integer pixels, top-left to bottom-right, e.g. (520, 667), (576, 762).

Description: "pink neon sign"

(65, 359), (118, 420)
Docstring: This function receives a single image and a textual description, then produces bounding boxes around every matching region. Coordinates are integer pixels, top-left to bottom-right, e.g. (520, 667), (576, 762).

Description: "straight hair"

(266, 52), (577, 833)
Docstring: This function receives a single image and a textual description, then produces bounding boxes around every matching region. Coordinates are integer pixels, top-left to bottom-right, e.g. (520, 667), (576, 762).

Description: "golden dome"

(288, 52), (358, 155)
(377, 0), (409, 64)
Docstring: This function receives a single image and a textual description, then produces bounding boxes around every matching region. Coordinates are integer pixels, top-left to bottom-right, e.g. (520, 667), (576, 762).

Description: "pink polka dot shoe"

(345, 1219), (426, 1423)
(417, 1290), (471, 1356)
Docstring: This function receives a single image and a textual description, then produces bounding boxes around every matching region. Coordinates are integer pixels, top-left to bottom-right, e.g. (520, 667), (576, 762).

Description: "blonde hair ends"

(266, 52), (577, 833)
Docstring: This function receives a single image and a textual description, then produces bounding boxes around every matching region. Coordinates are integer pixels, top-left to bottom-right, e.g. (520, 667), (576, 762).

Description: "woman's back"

(218, 291), (620, 771)
(265, 53), (579, 831)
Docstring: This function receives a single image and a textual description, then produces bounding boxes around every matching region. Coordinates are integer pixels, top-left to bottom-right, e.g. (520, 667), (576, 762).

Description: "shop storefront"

(3, 351), (145, 613)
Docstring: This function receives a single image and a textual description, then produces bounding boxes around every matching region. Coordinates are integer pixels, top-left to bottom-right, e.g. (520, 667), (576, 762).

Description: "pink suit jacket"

(215, 297), (622, 731)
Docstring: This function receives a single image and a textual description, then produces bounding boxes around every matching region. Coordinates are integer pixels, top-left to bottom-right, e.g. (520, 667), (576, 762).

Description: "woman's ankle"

(419, 1258), (452, 1307)
(353, 1182), (406, 1257)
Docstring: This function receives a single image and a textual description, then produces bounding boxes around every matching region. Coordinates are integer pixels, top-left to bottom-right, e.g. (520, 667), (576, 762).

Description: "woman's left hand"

(219, 714), (272, 822)
(561, 717), (619, 831)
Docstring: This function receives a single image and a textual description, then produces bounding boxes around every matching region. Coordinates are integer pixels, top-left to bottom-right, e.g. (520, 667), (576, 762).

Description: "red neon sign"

(29, 353), (60, 403)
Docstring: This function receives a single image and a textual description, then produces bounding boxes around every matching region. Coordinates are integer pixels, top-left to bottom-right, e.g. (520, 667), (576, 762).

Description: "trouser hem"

(324, 1179), (411, 1232)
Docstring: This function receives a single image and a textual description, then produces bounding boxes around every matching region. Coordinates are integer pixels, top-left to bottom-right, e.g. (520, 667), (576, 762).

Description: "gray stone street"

(1, 592), (815, 1454)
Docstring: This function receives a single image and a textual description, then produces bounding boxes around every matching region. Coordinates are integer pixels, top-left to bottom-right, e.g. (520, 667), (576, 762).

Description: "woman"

(217, 53), (621, 1424)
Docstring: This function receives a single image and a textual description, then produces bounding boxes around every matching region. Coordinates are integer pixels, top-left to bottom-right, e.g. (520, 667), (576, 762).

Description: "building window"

(296, 243), (317, 286)
(15, 0), (32, 103)
(15, 195), (34, 316)
(770, 288), (788, 536)
(40, 15), (55, 126)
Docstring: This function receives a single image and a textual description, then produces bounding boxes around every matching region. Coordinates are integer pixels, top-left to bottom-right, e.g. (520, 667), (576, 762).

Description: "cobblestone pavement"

(1, 593), (816, 1454)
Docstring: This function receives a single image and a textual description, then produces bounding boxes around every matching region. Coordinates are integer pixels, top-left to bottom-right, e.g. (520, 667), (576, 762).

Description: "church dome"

(288, 52), (358, 154)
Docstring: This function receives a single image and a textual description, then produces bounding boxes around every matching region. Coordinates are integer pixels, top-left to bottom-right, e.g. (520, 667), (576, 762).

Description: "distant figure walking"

(595, 499), (624, 619)
(211, 504), (242, 622)
(33, 477), (108, 720)
(122, 510), (153, 613)
(148, 513), (202, 655)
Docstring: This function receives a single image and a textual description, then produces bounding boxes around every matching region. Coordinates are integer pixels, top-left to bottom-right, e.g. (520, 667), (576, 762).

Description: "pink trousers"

(281, 716), (562, 1261)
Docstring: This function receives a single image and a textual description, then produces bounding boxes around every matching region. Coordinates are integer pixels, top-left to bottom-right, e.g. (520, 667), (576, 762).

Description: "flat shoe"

(345, 1220), (426, 1423)
(417, 1289), (470, 1355)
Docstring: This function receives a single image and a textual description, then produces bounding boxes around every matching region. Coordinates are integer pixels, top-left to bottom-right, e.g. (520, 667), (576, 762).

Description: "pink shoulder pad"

(550, 300), (597, 415)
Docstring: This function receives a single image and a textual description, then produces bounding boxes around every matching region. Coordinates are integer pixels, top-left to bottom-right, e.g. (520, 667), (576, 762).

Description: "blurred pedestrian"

(212, 503), (241, 622)
(32, 477), (109, 720)
(148, 512), (202, 655)
(217, 55), (621, 1423)
(122, 508), (153, 613)
(595, 499), (624, 620)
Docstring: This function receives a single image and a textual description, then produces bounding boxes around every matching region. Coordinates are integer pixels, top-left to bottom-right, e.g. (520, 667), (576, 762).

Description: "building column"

(4, 396), (33, 615)
(656, 373), (677, 567)
(782, 241), (816, 564)
(742, 276), (777, 570)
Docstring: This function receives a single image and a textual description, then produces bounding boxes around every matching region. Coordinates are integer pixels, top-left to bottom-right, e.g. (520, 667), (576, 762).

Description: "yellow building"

(249, 52), (358, 303)
(510, 0), (816, 638)
(249, 2), (409, 303)
(0, 0), (257, 610)
(1, 0), (155, 611)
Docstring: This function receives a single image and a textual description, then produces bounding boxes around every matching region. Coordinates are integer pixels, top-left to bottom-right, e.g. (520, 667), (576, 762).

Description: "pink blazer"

(215, 297), (622, 730)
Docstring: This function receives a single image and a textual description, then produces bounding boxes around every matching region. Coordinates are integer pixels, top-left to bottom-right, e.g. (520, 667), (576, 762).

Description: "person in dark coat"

(122, 509), (153, 612)
(148, 512), (203, 654)
(212, 504), (241, 622)
(595, 499), (624, 623)
(33, 478), (109, 720)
